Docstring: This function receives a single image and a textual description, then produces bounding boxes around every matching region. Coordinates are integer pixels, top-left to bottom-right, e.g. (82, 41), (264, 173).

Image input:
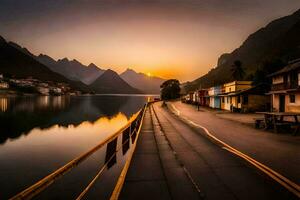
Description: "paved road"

(168, 101), (300, 185)
(120, 106), (200, 200)
(120, 103), (296, 199)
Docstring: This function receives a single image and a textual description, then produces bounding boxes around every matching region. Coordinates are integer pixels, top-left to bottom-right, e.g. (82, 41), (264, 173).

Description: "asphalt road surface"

(120, 102), (298, 199)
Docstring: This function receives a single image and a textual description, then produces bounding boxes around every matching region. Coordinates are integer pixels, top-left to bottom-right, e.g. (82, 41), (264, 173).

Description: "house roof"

(266, 88), (300, 94)
(268, 59), (300, 77)
(219, 84), (270, 96)
(223, 81), (252, 87)
(235, 84), (269, 95)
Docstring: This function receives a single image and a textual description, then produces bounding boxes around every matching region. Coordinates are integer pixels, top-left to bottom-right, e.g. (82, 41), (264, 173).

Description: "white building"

(37, 87), (49, 95)
(0, 81), (9, 89)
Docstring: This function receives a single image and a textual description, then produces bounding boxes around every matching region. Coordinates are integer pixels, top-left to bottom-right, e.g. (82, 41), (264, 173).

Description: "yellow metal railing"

(10, 104), (147, 200)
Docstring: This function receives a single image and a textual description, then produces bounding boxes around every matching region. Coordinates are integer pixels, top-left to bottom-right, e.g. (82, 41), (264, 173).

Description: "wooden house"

(268, 59), (300, 112)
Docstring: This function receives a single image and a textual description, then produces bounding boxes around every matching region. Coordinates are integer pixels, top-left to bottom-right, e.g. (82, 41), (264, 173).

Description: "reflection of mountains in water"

(0, 95), (147, 144)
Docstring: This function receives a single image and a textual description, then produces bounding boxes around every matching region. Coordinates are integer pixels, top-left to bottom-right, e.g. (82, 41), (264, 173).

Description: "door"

(279, 95), (285, 112)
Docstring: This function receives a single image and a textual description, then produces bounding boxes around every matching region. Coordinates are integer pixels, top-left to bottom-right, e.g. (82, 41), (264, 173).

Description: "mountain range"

(37, 55), (105, 84)
(0, 37), (165, 94)
(0, 36), (90, 92)
(185, 9), (300, 91)
(90, 69), (141, 94)
(120, 68), (165, 94)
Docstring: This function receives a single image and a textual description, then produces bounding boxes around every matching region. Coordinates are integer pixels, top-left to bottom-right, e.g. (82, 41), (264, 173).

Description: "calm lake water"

(0, 95), (154, 199)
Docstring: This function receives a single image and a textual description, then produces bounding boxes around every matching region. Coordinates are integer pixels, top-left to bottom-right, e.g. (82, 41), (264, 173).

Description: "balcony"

(271, 81), (299, 91)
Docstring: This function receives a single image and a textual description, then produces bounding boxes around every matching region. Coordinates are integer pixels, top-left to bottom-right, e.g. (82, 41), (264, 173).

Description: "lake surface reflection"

(0, 95), (152, 199)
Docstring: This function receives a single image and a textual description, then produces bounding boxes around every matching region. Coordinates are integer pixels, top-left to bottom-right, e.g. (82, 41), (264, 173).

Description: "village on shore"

(181, 59), (300, 134)
(182, 59), (300, 113)
(0, 74), (81, 96)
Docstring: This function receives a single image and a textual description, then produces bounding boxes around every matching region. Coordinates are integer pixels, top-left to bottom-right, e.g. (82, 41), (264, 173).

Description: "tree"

(252, 69), (268, 86)
(253, 58), (286, 86)
(261, 58), (286, 74)
(160, 79), (180, 100)
(231, 60), (245, 80)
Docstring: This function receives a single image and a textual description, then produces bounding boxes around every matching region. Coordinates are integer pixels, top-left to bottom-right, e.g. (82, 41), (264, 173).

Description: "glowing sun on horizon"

(147, 72), (151, 77)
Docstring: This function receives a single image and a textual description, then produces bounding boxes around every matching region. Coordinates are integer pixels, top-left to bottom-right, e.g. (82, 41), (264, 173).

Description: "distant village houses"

(183, 80), (269, 113)
(182, 59), (300, 114)
(0, 74), (9, 89)
(0, 74), (71, 95)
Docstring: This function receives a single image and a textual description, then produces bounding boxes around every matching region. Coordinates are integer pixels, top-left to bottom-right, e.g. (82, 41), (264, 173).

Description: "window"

(290, 94), (296, 103)
(237, 96), (241, 104)
(243, 95), (248, 104)
(222, 97), (224, 103)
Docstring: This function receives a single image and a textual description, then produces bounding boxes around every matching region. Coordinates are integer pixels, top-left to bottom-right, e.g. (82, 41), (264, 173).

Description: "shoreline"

(0, 93), (160, 98)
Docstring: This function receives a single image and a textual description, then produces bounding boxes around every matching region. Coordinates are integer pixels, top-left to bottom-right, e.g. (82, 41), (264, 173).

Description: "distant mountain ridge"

(36, 55), (105, 84)
(90, 69), (141, 94)
(9, 41), (105, 84)
(120, 68), (165, 94)
(2, 36), (162, 94)
(0, 36), (90, 92)
(186, 9), (300, 90)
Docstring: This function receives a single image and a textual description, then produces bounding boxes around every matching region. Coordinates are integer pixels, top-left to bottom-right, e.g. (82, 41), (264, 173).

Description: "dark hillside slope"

(90, 69), (141, 94)
(0, 36), (90, 92)
(187, 9), (300, 90)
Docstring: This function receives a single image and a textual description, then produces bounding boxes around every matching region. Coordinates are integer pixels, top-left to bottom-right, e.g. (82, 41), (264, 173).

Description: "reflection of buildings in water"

(51, 96), (69, 110)
(37, 96), (50, 108)
(15, 98), (35, 112)
(5, 96), (70, 113)
(0, 98), (8, 112)
(52, 96), (62, 109)
(37, 96), (69, 110)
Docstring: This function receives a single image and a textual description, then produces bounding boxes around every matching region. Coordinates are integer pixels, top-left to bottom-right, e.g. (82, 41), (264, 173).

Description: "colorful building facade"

(220, 81), (252, 111)
(208, 86), (221, 109)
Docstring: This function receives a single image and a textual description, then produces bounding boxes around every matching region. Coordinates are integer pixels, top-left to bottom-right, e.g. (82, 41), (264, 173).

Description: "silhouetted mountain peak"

(8, 41), (21, 48)
(38, 54), (56, 61)
(88, 63), (97, 68)
(125, 68), (136, 73)
(293, 8), (300, 16)
(87, 63), (103, 71)
(102, 69), (118, 76)
(58, 57), (69, 63)
(71, 59), (82, 65)
(122, 68), (139, 76)
(8, 41), (35, 57)
(120, 68), (165, 94)
(90, 69), (141, 94)
(0, 36), (6, 44)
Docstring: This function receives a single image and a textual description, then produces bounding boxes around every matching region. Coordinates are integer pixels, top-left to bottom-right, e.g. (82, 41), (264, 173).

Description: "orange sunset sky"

(1, 0), (300, 81)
